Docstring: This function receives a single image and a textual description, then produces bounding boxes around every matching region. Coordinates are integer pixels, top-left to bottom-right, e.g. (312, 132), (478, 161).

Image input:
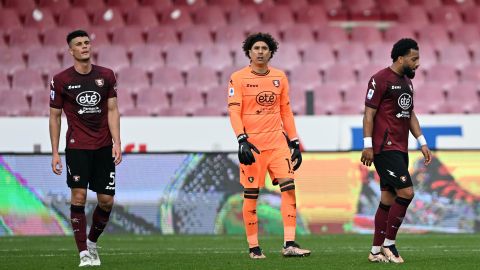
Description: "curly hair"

(242, 32), (279, 60)
(391, 38), (419, 62)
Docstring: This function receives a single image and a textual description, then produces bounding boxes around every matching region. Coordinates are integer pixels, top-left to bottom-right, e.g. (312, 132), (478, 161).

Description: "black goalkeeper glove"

(290, 139), (302, 171)
(237, 134), (260, 165)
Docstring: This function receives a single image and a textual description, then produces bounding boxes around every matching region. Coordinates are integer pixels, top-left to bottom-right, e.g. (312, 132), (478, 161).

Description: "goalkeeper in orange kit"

(227, 32), (310, 259)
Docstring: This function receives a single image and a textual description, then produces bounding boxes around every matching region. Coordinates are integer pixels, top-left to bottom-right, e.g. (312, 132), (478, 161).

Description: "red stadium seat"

(125, 7), (159, 28)
(86, 28), (111, 48)
(219, 65), (243, 85)
(316, 26), (348, 49)
(115, 88), (135, 109)
(200, 45), (233, 71)
(461, 64), (480, 82)
(0, 9), (21, 32)
(379, 0), (409, 20)
(336, 42), (370, 70)
(357, 64), (386, 86)
(24, 9), (56, 32)
(12, 69), (45, 90)
(323, 64), (357, 91)
(351, 26), (383, 49)
(116, 67), (150, 94)
(151, 66), (185, 92)
(192, 105), (226, 116)
(463, 6), (480, 24)
(414, 82), (446, 114)
(369, 43), (392, 66)
(314, 84), (343, 115)
(438, 44), (471, 70)
(442, 81), (479, 113)
(282, 24), (315, 51)
(71, 0), (106, 15)
(172, 0), (207, 7)
(204, 85), (227, 107)
(7, 28), (42, 51)
(429, 6), (463, 31)
(169, 86), (204, 112)
(159, 7), (194, 32)
(96, 46), (129, 72)
(0, 90), (30, 116)
(186, 66), (219, 94)
(451, 24), (480, 50)
(214, 25), (246, 51)
(192, 6), (227, 31)
(26, 46), (61, 76)
(180, 25), (214, 49)
(289, 63), (322, 91)
(145, 25), (179, 50)
(105, 0), (139, 13)
(130, 45), (163, 72)
(58, 8), (91, 29)
(268, 44), (301, 72)
(397, 6), (429, 31)
(302, 43), (335, 71)
(410, 0), (442, 9)
(309, 0), (346, 20)
(3, 0), (36, 16)
(0, 71), (10, 91)
(28, 89), (50, 116)
(111, 26), (145, 49)
(135, 87), (170, 115)
(383, 25), (416, 43)
(261, 6), (295, 31)
(0, 48), (26, 75)
(37, 0), (71, 16)
(141, 0), (174, 13)
(92, 8), (125, 31)
(208, 0), (240, 5)
(425, 64), (459, 90)
(294, 5), (328, 26)
(164, 44), (199, 72)
(228, 5), (261, 31)
(345, 0), (381, 21)
(417, 25), (451, 51)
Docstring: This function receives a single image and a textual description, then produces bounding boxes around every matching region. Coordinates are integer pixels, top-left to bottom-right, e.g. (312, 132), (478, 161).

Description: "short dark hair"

(391, 38), (419, 62)
(66, 30), (90, 45)
(242, 32), (279, 60)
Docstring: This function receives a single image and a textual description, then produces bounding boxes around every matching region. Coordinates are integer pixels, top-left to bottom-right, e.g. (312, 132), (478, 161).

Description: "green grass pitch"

(1, 234), (479, 269)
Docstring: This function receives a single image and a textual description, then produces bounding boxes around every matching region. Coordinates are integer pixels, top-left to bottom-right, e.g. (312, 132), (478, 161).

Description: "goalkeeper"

(227, 32), (310, 259)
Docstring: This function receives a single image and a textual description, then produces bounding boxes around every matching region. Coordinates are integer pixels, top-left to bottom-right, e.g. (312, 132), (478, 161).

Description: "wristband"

(363, 137), (372, 148)
(417, 134), (427, 146)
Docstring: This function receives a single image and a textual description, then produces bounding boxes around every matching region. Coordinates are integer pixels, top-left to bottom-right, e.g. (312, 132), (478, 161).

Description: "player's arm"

(227, 74), (259, 165)
(108, 97), (122, 165)
(49, 107), (63, 175)
(279, 76), (301, 170)
(410, 110), (431, 166)
(361, 106), (376, 166)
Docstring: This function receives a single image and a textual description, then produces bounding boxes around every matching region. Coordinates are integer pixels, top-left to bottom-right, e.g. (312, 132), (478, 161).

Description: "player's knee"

(71, 190), (87, 205)
(279, 179), (295, 192)
(244, 188), (259, 200)
(397, 187), (414, 200)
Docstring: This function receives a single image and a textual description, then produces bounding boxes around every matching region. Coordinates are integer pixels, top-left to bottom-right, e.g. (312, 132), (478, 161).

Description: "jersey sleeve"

(227, 73), (244, 137)
(279, 74), (298, 140)
(107, 70), (118, 99)
(365, 75), (386, 109)
(49, 75), (63, 109)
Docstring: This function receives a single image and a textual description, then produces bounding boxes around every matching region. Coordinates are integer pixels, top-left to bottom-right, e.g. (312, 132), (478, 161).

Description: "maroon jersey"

(365, 67), (414, 154)
(50, 65), (117, 150)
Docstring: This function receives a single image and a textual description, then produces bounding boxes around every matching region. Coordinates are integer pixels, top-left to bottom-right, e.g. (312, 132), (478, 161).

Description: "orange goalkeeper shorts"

(239, 144), (294, 188)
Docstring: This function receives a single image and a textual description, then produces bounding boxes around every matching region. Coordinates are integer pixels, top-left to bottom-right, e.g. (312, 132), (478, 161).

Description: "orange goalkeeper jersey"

(228, 66), (298, 151)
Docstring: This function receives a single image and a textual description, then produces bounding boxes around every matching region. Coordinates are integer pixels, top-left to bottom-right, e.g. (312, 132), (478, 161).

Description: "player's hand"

(237, 134), (260, 165)
(421, 145), (432, 166)
(112, 143), (122, 166)
(290, 139), (302, 171)
(361, 148), (374, 167)
(51, 153), (63, 175)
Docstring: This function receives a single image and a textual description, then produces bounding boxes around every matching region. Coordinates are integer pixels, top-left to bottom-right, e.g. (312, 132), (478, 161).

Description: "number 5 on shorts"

(109, 172), (115, 186)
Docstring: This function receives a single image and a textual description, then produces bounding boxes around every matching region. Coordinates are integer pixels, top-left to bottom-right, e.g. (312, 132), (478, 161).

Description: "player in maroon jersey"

(49, 30), (121, 267)
(360, 38), (432, 264)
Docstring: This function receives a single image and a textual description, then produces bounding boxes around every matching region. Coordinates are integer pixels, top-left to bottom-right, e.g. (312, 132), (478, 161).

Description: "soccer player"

(361, 38), (432, 263)
(49, 30), (121, 267)
(228, 32), (310, 259)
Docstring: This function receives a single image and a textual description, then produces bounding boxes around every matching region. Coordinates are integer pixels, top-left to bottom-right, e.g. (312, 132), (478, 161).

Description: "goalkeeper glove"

(237, 134), (260, 165)
(290, 139), (302, 171)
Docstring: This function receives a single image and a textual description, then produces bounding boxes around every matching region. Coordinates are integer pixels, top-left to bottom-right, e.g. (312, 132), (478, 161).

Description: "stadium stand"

(0, 0), (478, 116)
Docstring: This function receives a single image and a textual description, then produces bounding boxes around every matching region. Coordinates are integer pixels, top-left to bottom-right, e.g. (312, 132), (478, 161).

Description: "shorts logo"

(228, 87), (234, 97)
(398, 93), (412, 110)
(248, 177), (254, 183)
(95, 78), (104, 87)
(256, 91), (276, 106)
(400, 175), (407, 183)
(73, 175), (80, 182)
(76, 91), (101, 107)
(272, 80), (280, 87)
(367, 89), (374, 100)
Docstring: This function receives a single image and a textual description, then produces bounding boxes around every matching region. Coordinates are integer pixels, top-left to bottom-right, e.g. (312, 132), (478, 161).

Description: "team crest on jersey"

(248, 177), (254, 183)
(95, 78), (104, 87)
(272, 80), (280, 87)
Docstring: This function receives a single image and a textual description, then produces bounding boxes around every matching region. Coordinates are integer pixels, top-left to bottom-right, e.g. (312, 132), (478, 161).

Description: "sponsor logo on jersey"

(246, 84), (258, 87)
(256, 91), (276, 106)
(228, 87), (234, 97)
(68, 85), (81, 89)
(272, 80), (280, 87)
(76, 91), (101, 107)
(391, 85), (401, 90)
(95, 78), (104, 87)
(398, 93), (412, 110)
(367, 88), (374, 100)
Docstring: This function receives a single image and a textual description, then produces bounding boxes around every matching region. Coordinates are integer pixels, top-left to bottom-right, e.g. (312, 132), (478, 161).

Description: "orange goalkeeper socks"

(243, 189), (259, 248)
(280, 180), (296, 243)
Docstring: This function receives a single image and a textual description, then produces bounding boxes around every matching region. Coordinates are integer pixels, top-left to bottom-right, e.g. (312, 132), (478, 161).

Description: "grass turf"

(0, 234), (479, 269)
